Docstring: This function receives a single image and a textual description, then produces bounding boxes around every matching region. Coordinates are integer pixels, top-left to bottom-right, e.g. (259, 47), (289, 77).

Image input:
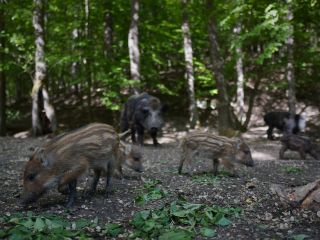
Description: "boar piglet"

(178, 132), (253, 176)
(21, 123), (143, 208)
(264, 111), (305, 140)
(280, 134), (320, 160)
(120, 92), (166, 146)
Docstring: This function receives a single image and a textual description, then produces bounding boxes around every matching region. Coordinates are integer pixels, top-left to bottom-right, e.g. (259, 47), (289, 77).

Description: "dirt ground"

(0, 126), (320, 239)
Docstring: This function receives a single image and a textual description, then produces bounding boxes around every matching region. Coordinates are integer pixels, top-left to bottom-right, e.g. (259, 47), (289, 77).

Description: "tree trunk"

(234, 24), (245, 123)
(103, 0), (113, 58)
(84, 0), (92, 119)
(32, 0), (56, 136)
(286, 3), (296, 117)
(181, 0), (199, 129)
(0, 7), (6, 136)
(206, 0), (233, 135)
(128, 0), (140, 94)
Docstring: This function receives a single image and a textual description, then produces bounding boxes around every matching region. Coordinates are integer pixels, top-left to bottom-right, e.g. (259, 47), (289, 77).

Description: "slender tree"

(103, 0), (113, 58)
(0, 5), (6, 135)
(32, 0), (56, 136)
(84, 0), (93, 118)
(206, 0), (233, 135)
(128, 0), (140, 94)
(286, 1), (296, 117)
(234, 24), (245, 123)
(181, 0), (198, 129)
(32, 0), (46, 136)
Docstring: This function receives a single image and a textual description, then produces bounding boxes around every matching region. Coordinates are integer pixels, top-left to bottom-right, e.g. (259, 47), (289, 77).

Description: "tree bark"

(234, 24), (245, 123)
(84, 0), (92, 118)
(103, 0), (113, 58)
(0, 8), (6, 136)
(32, 0), (56, 136)
(128, 0), (140, 94)
(181, 0), (199, 129)
(206, 0), (233, 135)
(286, 2), (296, 117)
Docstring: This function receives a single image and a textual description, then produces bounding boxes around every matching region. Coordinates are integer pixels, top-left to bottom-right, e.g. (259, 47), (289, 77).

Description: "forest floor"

(0, 126), (320, 239)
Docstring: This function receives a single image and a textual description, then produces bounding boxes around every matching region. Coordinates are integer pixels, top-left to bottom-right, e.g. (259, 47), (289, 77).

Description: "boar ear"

(35, 148), (49, 167)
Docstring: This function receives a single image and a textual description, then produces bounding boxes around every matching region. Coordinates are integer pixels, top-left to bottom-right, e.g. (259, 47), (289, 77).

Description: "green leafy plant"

(6, 109), (22, 121)
(103, 223), (123, 237)
(130, 200), (242, 239)
(291, 234), (309, 240)
(282, 166), (302, 174)
(0, 212), (95, 240)
(135, 179), (168, 205)
(192, 171), (234, 185)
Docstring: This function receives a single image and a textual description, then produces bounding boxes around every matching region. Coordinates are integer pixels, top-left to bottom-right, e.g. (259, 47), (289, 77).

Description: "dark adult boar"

(263, 111), (305, 140)
(21, 123), (143, 207)
(120, 92), (165, 146)
(280, 134), (320, 160)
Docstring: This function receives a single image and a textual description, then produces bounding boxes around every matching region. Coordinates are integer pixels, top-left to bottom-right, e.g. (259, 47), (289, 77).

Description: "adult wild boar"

(263, 111), (305, 140)
(120, 92), (166, 146)
(21, 123), (143, 207)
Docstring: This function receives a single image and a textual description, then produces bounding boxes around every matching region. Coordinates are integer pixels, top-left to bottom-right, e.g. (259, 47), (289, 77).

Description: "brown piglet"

(21, 123), (143, 207)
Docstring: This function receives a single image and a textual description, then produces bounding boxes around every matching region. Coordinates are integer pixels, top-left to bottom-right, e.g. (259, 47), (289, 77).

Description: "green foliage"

(0, 212), (94, 239)
(103, 223), (123, 237)
(282, 166), (303, 174)
(135, 179), (168, 205)
(291, 234), (309, 240)
(192, 171), (234, 185)
(130, 200), (242, 239)
(6, 109), (22, 121)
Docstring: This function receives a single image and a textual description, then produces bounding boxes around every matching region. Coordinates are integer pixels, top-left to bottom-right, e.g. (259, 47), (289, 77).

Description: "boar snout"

(20, 191), (39, 206)
(149, 127), (159, 134)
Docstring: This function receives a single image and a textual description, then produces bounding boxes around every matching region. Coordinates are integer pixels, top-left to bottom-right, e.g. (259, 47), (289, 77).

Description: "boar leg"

(86, 169), (101, 197)
(105, 160), (115, 197)
(136, 126), (144, 145)
(298, 148), (306, 160)
(267, 127), (274, 140)
(131, 128), (136, 143)
(279, 146), (287, 159)
(150, 131), (159, 146)
(66, 179), (77, 208)
(178, 154), (186, 174)
(212, 158), (219, 175)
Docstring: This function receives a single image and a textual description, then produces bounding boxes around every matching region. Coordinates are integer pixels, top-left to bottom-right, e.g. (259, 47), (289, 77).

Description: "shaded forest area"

(0, 0), (320, 239)
(0, 0), (319, 135)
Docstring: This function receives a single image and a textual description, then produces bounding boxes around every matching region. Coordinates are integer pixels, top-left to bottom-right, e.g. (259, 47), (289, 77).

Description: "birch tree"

(84, 0), (92, 118)
(234, 24), (245, 123)
(181, 0), (198, 129)
(103, 0), (113, 58)
(32, 0), (56, 136)
(206, 0), (233, 135)
(128, 0), (140, 94)
(286, 1), (296, 117)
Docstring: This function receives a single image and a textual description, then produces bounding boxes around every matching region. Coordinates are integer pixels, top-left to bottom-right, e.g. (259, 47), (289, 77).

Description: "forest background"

(0, 0), (319, 136)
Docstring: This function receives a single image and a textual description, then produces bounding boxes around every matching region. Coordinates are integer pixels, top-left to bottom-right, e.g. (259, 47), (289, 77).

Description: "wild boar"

(21, 123), (143, 207)
(280, 134), (320, 160)
(120, 92), (166, 146)
(178, 132), (253, 176)
(264, 111), (305, 140)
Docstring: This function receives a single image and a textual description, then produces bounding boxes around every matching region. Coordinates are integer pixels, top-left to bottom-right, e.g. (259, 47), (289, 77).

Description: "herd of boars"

(21, 92), (319, 207)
